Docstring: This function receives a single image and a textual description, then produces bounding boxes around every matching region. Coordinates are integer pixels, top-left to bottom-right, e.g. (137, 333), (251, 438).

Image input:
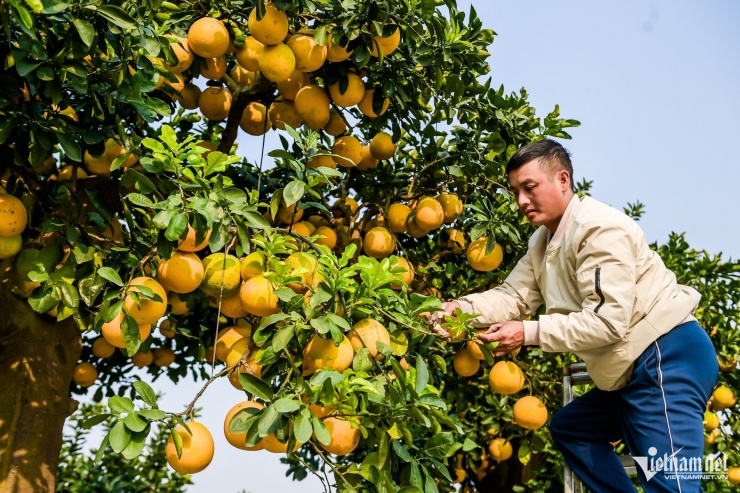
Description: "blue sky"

(87, 3), (740, 492)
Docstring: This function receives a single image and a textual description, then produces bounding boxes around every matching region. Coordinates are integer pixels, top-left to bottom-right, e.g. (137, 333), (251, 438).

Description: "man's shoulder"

(573, 196), (636, 228)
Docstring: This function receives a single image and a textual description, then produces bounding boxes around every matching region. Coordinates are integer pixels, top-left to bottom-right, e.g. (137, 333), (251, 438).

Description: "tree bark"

(0, 279), (81, 493)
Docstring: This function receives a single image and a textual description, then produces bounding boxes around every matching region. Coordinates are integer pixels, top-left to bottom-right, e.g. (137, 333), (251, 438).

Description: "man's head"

(506, 139), (575, 232)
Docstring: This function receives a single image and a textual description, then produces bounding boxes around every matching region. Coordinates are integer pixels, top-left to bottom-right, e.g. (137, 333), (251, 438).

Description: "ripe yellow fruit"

(199, 86), (232, 121)
(488, 438), (512, 462)
(0, 234), (22, 259)
(466, 338), (486, 361)
(326, 32), (353, 62)
(489, 361), (525, 395)
(92, 337), (116, 358)
(240, 252), (264, 280)
(466, 237), (504, 272)
(83, 149), (112, 176)
(165, 35), (194, 73)
(319, 417), (360, 456)
(226, 339), (263, 377)
(239, 274), (279, 317)
(215, 325), (253, 362)
(285, 252), (321, 293)
(217, 292), (248, 319)
(356, 145), (379, 170)
(331, 135), (364, 168)
(258, 42), (296, 82)
(287, 34), (327, 72)
(446, 228), (466, 250)
(131, 350), (153, 367)
(453, 348), (481, 377)
(294, 84), (331, 130)
(349, 318), (391, 360)
(437, 193), (463, 223)
(387, 203), (411, 233)
(277, 70), (309, 100)
(302, 334), (354, 376)
(73, 362), (98, 387)
(390, 257), (414, 289)
(414, 197), (444, 230)
(704, 411), (720, 431)
(357, 88), (389, 118)
(276, 201), (304, 224)
(513, 395), (548, 430)
(168, 292), (190, 316)
(328, 73), (365, 107)
(314, 226), (337, 249)
(124, 277), (167, 326)
(153, 347), (176, 367)
(369, 132), (396, 160)
(235, 36), (264, 72)
(231, 65), (257, 87)
(728, 466), (740, 486)
(200, 55), (228, 80)
(307, 151), (336, 170)
(159, 320), (176, 338)
(176, 83), (201, 110)
(371, 22), (401, 57)
(201, 253), (242, 298)
(102, 311), (152, 349)
(248, 2), (288, 45)
(240, 101), (272, 136)
(165, 422), (215, 474)
(711, 386), (737, 411)
(269, 100), (302, 130)
(224, 401), (265, 450)
(157, 251), (204, 294)
(178, 225), (211, 252)
(323, 108), (346, 137)
(188, 17), (230, 58)
(363, 227), (395, 258)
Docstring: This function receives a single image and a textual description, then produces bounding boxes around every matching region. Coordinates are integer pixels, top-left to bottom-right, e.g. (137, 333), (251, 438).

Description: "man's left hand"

(478, 321), (524, 356)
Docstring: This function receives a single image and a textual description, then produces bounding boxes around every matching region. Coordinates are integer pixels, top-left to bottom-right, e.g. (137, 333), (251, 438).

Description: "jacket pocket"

(594, 266), (605, 313)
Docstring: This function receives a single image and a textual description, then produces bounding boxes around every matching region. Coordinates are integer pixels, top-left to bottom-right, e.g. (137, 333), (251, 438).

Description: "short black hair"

(506, 139), (575, 192)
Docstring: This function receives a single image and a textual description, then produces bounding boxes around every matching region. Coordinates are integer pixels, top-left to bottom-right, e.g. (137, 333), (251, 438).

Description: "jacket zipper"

(594, 266), (605, 313)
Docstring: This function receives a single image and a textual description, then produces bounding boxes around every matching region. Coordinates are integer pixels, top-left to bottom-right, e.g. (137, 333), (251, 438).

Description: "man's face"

(508, 158), (572, 232)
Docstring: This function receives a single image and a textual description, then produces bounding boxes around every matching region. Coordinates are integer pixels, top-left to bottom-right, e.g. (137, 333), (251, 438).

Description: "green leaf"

(244, 211), (271, 230)
(518, 442), (531, 465)
(139, 409), (166, 420)
(12, 4), (34, 29)
(108, 396), (135, 414)
(170, 426), (183, 458)
(283, 181), (306, 207)
(160, 125), (178, 150)
(126, 193), (154, 208)
(57, 133), (81, 162)
(164, 213), (188, 241)
(257, 404), (280, 436)
(71, 17), (94, 47)
(109, 421), (131, 453)
(294, 409), (313, 443)
(133, 381), (157, 406)
(59, 281), (79, 308)
(82, 413), (111, 429)
(272, 398), (301, 413)
(142, 137), (165, 153)
(312, 415), (331, 445)
(415, 355), (429, 394)
(121, 430), (148, 460)
(228, 408), (261, 434)
(423, 432), (454, 459)
(462, 437), (479, 451)
(28, 287), (60, 313)
(272, 324), (294, 352)
(392, 439), (412, 462)
(123, 412), (148, 432)
(237, 372), (274, 401)
(0, 119), (17, 145)
(97, 267), (123, 286)
(93, 5), (138, 29)
(23, 0), (43, 13)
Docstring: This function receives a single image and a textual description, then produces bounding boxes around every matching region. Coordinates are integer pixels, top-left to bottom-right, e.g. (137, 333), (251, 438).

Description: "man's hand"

(427, 301), (460, 338)
(478, 320), (524, 356)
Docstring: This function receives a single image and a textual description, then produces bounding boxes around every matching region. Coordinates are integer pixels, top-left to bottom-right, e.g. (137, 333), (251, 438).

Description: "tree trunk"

(0, 280), (81, 493)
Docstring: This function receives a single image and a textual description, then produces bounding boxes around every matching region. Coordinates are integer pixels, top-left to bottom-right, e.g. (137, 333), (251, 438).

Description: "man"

(434, 139), (718, 492)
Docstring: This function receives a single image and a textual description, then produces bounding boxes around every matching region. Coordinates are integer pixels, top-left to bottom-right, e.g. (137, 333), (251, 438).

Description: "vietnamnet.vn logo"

(633, 447), (728, 481)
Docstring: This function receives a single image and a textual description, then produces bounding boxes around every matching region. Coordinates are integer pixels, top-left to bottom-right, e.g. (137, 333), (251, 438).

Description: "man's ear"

(559, 170), (571, 191)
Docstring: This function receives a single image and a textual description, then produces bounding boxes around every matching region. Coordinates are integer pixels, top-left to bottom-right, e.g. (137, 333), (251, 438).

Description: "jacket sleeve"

(459, 249), (544, 327)
(537, 221), (636, 352)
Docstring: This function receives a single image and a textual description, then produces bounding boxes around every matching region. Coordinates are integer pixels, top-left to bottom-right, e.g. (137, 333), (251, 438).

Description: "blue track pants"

(551, 321), (719, 492)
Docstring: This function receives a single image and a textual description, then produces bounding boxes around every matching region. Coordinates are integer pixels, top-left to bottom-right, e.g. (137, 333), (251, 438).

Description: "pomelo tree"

(0, 0), (737, 492)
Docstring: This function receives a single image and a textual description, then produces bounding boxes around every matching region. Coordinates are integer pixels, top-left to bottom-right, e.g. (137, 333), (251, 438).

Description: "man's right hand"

(427, 301), (461, 337)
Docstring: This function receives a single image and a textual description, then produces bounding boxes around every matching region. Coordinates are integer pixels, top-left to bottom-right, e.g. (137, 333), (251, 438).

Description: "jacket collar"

(547, 194), (582, 251)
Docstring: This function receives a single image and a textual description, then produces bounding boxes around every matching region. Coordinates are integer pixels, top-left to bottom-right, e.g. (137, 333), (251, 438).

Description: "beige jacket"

(459, 195), (700, 391)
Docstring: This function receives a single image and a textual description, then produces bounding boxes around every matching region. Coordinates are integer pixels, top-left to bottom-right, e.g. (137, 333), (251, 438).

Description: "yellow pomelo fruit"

(489, 361), (525, 395)
(323, 108), (346, 137)
(326, 32), (353, 62)
(390, 257), (414, 290)
(224, 401), (265, 450)
(437, 193), (463, 223)
(703, 411), (720, 431)
(200, 55), (228, 80)
(178, 224), (210, 252)
(276, 201), (304, 224)
(369, 131), (396, 160)
(165, 35), (194, 73)
(168, 292), (190, 315)
(217, 292), (249, 319)
(176, 83), (201, 110)
(446, 228), (466, 250)
(165, 422), (215, 474)
(258, 42), (295, 82)
(159, 319), (176, 338)
(357, 88), (389, 118)
(453, 348), (481, 377)
(153, 347), (176, 367)
(314, 226), (337, 250)
(387, 203), (411, 233)
(328, 73), (365, 107)
(349, 318), (390, 360)
(83, 150), (111, 176)
(199, 86), (232, 121)
(72, 362), (98, 387)
(513, 395), (548, 430)
(356, 144), (379, 170)
(92, 337), (116, 358)
(102, 311), (152, 349)
(336, 197), (358, 215)
(240, 252), (264, 280)
(201, 253), (242, 298)
(215, 325), (253, 362)
(0, 234), (22, 259)
(123, 277), (167, 326)
(302, 334), (354, 376)
(231, 65), (257, 87)
(414, 197), (444, 230)
(285, 252), (320, 293)
(225, 338), (262, 376)
(727, 467), (740, 486)
(157, 251), (204, 294)
(269, 100), (303, 130)
(188, 17), (230, 58)
(319, 417), (360, 456)
(294, 84), (331, 130)
(240, 101), (272, 136)
(287, 34), (327, 72)
(131, 350), (153, 367)
(307, 151), (336, 170)
(711, 386), (737, 411)
(331, 135), (363, 168)
(235, 36), (264, 72)
(239, 274), (279, 317)
(363, 227), (394, 258)
(488, 438), (512, 462)
(248, 2), (288, 46)
(370, 22), (401, 57)
(466, 237), (504, 272)
(277, 70), (309, 100)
